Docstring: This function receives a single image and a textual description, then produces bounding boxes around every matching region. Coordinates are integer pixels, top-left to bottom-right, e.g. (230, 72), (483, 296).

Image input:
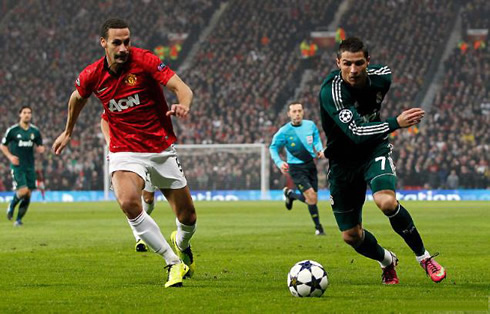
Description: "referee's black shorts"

(288, 160), (318, 192)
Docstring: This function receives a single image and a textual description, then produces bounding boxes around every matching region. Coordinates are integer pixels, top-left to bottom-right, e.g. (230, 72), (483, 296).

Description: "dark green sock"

(9, 193), (21, 212)
(290, 192), (305, 202)
(387, 203), (425, 256)
(353, 229), (385, 262)
(17, 196), (31, 221)
(307, 204), (320, 227)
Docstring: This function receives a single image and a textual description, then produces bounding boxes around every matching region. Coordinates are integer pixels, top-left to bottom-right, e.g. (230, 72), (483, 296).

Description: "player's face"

(288, 104), (304, 125)
(336, 51), (369, 88)
(19, 108), (32, 124)
(101, 28), (131, 66)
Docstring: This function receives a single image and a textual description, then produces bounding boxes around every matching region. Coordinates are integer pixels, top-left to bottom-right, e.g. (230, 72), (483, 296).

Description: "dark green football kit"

(2, 124), (43, 190)
(319, 65), (402, 231)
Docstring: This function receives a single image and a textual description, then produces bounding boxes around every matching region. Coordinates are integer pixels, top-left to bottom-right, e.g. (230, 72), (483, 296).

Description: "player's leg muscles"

(142, 190), (155, 215)
(303, 188), (321, 227)
(17, 189), (31, 221)
(112, 171), (144, 219)
(10, 185), (29, 213)
(370, 154), (426, 257)
(374, 190), (426, 256)
(162, 186), (196, 251)
(302, 188), (317, 205)
(162, 186), (196, 225)
(342, 225), (388, 263)
(142, 190), (155, 204)
(114, 171), (179, 264)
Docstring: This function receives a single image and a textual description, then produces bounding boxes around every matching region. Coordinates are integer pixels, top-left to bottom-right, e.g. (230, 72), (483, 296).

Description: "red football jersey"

(76, 47), (177, 153)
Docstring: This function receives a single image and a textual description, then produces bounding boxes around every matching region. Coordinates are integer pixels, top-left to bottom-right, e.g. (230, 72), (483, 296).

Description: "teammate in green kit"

(319, 37), (446, 284)
(1, 106), (45, 226)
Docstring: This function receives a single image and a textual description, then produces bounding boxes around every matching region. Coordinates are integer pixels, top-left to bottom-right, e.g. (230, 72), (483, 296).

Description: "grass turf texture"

(1, 201), (488, 313)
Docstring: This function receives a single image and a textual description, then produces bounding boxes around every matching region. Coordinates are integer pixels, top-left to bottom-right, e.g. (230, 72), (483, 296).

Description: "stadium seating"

(0, 0), (220, 190)
(289, 0), (488, 190)
(0, 0), (487, 191)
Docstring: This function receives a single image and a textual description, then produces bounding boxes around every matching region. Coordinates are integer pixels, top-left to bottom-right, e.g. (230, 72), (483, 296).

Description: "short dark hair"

(288, 102), (303, 111)
(337, 37), (369, 59)
(100, 18), (129, 39)
(19, 105), (32, 114)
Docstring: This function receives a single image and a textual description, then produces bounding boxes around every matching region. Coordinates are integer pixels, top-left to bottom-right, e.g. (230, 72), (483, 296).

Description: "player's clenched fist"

(396, 108), (425, 128)
(166, 104), (189, 118)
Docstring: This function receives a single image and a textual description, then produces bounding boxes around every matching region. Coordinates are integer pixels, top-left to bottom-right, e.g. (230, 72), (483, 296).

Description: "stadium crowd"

(392, 0), (489, 190)
(0, 0), (220, 191)
(0, 0), (488, 191)
(174, 0), (340, 145)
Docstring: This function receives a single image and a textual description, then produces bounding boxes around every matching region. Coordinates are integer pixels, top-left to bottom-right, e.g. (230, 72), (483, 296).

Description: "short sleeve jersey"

(319, 65), (400, 161)
(2, 124), (42, 169)
(269, 120), (324, 167)
(76, 47), (177, 153)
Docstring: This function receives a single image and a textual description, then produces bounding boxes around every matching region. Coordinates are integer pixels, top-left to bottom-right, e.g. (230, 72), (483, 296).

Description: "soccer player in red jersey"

(101, 116), (158, 253)
(52, 18), (196, 288)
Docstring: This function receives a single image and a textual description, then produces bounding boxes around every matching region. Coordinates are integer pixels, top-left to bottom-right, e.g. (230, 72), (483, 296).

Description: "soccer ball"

(287, 260), (328, 297)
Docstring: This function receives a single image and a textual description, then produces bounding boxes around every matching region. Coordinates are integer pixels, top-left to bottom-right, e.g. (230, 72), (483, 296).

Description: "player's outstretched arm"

(396, 108), (425, 128)
(165, 74), (193, 118)
(52, 90), (88, 155)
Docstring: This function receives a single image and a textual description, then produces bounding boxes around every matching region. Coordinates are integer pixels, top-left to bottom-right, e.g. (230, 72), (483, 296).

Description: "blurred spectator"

(446, 170), (460, 189)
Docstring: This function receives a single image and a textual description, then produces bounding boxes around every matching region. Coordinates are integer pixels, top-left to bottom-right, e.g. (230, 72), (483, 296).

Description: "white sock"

(128, 219), (141, 241)
(416, 250), (431, 263)
(128, 211), (179, 265)
(141, 196), (155, 215)
(175, 217), (196, 251)
(378, 249), (394, 268)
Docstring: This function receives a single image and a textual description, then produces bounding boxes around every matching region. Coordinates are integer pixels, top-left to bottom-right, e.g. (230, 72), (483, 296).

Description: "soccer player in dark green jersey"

(1, 106), (45, 226)
(319, 37), (446, 284)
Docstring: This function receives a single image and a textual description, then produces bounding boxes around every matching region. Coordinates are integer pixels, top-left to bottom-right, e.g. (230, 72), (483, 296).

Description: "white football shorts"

(109, 145), (187, 190)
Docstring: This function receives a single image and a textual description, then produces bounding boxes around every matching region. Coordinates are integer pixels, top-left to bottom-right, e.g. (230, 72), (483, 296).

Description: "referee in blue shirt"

(270, 103), (325, 235)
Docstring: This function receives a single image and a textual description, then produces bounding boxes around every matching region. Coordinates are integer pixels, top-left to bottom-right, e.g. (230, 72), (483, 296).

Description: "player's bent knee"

(142, 191), (154, 204)
(17, 188), (30, 198)
(143, 196), (154, 204)
(373, 191), (397, 213)
(303, 190), (317, 205)
(177, 207), (197, 225)
(342, 229), (363, 247)
(118, 198), (142, 218)
(374, 197), (397, 213)
(304, 195), (317, 205)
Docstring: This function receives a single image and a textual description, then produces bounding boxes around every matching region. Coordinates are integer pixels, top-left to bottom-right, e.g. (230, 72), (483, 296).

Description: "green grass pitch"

(1, 201), (489, 313)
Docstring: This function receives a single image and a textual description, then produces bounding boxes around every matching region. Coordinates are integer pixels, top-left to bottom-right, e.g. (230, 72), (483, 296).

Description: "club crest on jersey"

(76, 77), (81, 86)
(338, 109), (353, 123)
(157, 62), (166, 71)
(30, 133), (34, 140)
(124, 73), (137, 86)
